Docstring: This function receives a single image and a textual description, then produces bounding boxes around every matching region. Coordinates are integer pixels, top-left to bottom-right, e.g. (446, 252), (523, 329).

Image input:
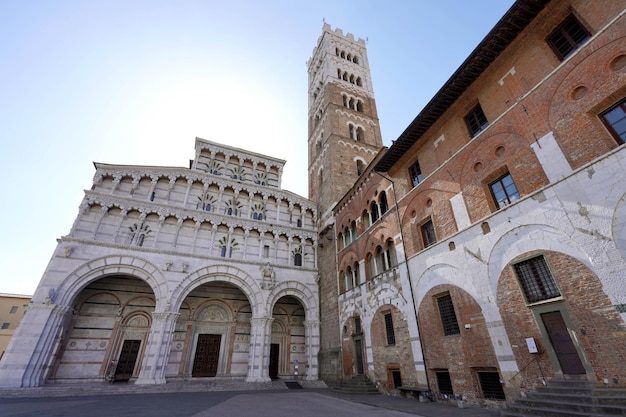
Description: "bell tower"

(307, 23), (383, 222)
(307, 23), (383, 382)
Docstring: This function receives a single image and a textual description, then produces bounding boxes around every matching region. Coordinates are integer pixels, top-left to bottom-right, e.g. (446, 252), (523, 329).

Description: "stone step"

(500, 379), (626, 417)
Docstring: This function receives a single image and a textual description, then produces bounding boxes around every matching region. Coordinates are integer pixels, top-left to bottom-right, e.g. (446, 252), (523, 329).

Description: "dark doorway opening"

(269, 343), (280, 379)
(354, 337), (364, 375)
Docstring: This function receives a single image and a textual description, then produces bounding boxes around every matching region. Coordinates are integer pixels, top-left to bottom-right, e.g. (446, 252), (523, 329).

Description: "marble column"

(135, 311), (179, 385)
(0, 303), (72, 387)
(303, 320), (320, 380)
(246, 317), (273, 382)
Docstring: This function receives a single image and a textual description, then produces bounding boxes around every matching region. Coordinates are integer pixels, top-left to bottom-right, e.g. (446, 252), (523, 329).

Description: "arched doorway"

(51, 275), (155, 383)
(271, 296), (306, 379)
(176, 281), (252, 379)
(341, 315), (364, 379)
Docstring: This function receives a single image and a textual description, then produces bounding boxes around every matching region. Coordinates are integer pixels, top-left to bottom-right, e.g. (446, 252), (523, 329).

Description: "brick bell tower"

(307, 23), (383, 383)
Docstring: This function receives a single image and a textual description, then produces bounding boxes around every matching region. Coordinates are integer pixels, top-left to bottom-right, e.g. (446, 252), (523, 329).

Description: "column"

(114, 209), (129, 245)
(191, 220), (201, 251)
(183, 178), (193, 206)
(0, 303), (72, 387)
(303, 320), (320, 380)
(152, 215), (166, 248)
(93, 205), (109, 239)
(246, 317), (273, 382)
(148, 177), (158, 201)
(135, 312), (179, 385)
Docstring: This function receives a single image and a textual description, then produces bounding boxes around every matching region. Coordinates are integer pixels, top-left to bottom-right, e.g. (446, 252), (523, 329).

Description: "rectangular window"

(354, 317), (362, 335)
(263, 245), (270, 258)
(477, 371), (506, 400)
(420, 219), (437, 248)
(465, 104), (489, 137)
(600, 98), (626, 145)
(1, 323), (9, 330)
(409, 160), (424, 187)
(513, 255), (561, 303)
(489, 172), (520, 209)
(436, 370), (454, 395)
(9, 306), (18, 314)
(437, 294), (460, 336)
(547, 14), (591, 60)
(384, 312), (396, 345)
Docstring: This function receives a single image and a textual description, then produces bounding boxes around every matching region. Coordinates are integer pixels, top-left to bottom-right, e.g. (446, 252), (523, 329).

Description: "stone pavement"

(0, 380), (501, 417)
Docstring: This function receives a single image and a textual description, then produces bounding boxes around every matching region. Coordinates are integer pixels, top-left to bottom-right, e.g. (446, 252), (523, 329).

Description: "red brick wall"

(370, 305), (418, 392)
(497, 250), (626, 389)
(417, 285), (499, 402)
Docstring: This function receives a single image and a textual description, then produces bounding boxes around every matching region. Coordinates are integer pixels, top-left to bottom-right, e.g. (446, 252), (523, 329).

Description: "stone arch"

(122, 311), (152, 328)
(367, 282), (406, 312)
(339, 296), (363, 326)
(612, 191), (626, 263)
(487, 223), (592, 298)
(413, 262), (475, 307)
(268, 281), (317, 322)
(53, 255), (166, 310)
(194, 300), (234, 322)
(171, 264), (261, 316)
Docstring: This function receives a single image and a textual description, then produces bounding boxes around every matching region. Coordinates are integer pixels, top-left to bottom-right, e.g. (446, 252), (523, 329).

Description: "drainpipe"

(373, 171), (431, 393)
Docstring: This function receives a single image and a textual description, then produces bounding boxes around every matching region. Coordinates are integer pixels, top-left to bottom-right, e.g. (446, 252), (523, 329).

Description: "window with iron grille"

(600, 97), (626, 145)
(489, 172), (520, 209)
(477, 371), (506, 400)
(409, 159), (424, 188)
(465, 104), (489, 137)
(391, 369), (402, 388)
(1, 323), (9, 330)
(436, 370), (454, 395)
(437, 294), (460, 336)
(421, 219), (437, 248)
(513, 255), (561, 303)
(547, 14), (590, 60)
(384, 312), (396, 345)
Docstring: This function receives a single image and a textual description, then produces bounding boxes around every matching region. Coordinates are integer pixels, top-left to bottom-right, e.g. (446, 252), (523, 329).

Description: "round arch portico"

(171, 264), (261, 315)
(53, 255), (166, 309)
(265, 281), (320, 381)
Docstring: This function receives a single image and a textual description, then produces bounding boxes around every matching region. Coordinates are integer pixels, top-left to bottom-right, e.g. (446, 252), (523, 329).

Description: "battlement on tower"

(307, 23), (366, 67)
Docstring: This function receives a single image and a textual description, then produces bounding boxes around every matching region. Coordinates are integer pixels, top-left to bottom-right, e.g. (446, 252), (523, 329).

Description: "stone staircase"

(333, 374), (379, 395)
(500, 379), (626, 416)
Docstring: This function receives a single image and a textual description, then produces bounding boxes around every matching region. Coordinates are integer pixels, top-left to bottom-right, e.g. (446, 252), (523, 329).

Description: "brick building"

(331, 0), (626, 407)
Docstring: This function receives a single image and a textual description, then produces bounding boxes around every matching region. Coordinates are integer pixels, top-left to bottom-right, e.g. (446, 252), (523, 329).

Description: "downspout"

(374, 171), (431, 392)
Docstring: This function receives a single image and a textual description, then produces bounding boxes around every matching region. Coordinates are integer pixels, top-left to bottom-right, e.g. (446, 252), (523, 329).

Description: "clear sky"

(0, 0), (515, 295)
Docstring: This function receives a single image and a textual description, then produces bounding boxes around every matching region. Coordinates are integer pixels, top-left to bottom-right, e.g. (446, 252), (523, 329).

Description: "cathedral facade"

(0, 138), (319, 386)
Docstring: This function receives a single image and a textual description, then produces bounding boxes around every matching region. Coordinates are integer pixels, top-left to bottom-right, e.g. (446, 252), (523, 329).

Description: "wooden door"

(541, 311), (586, 374)
(192, 334), (221, 377)
(115, 339), (141, 381)
(269, 343), (279, 379)
(354, 337), (364, 375)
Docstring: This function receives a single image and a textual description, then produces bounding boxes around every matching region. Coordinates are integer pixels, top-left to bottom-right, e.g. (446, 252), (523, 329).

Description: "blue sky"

(0, 0), (514, 295)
